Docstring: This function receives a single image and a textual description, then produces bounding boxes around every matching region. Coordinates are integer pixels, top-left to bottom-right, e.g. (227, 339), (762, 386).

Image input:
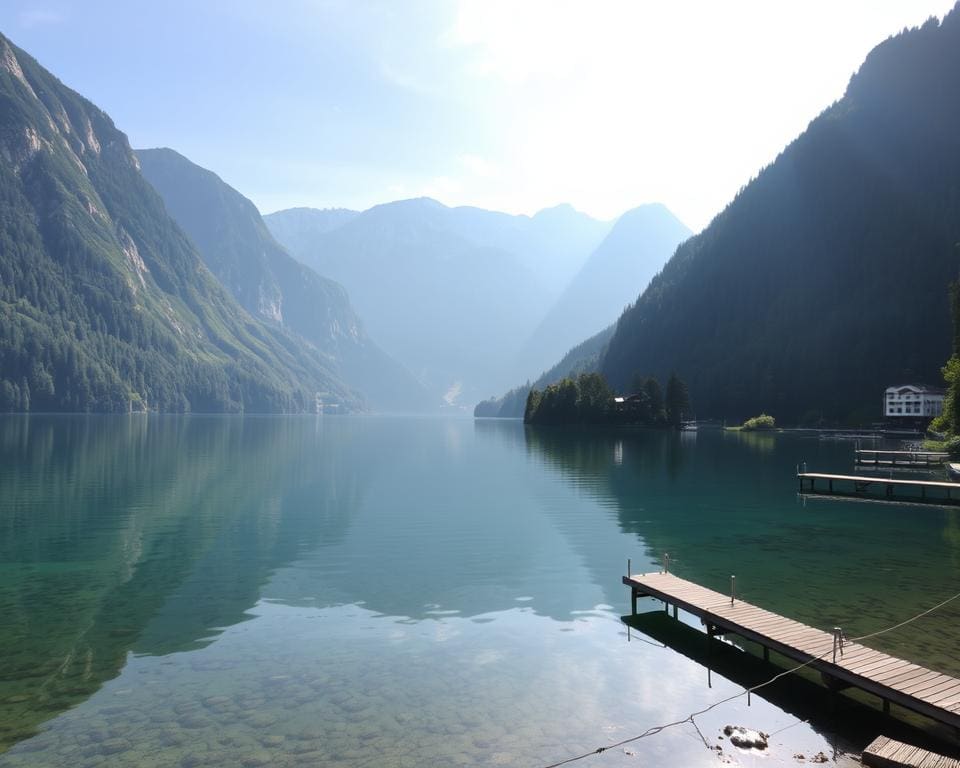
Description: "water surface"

(1, 416), (959, 767)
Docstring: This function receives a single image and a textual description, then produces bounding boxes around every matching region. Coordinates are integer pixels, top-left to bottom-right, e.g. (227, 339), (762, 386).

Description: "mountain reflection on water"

(1, 415), (959, 764)
(3, 415), (643, 749)
(0, 415), (373, 748)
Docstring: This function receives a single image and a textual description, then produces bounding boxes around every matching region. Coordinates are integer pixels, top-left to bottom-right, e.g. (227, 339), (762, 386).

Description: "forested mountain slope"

(137, 148), (431, 412)
(0, 32), (358, 412)
(602, 9), (960, 423)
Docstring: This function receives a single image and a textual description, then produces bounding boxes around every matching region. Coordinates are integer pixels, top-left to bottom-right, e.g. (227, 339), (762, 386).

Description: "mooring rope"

(538, 585), (960, 768)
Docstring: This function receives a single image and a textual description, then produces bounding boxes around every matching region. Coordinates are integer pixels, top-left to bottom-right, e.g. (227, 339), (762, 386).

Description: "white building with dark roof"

(884, 384), (945, 418)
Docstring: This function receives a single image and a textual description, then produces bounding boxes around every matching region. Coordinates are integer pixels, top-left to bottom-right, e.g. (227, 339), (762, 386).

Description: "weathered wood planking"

(623, 572), (960, 731)
(862, 735), (960, 768)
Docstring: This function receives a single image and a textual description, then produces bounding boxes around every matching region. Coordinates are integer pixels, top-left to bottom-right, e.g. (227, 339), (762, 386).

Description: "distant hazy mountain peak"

(513, 202), (691, 379)
(532, 202), (594, 221)
(268, 204), (357, 216)
(368, 196), (446, 214)
(619, 201), (672, 217)
(604, 203), (688, 238)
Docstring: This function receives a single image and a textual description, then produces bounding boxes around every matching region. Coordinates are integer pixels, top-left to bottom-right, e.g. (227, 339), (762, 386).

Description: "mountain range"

(266, 199), (686, 405)
(0, 32), (358, 413)
(11, 3), (953, 424)
(0, 21), (688, 415)
(136, 148), (430, 412)
(266, 199), (584, 404)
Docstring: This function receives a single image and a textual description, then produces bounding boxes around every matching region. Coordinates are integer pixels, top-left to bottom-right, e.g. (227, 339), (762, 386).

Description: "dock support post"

(730, 575), (736, 606)
(882, 698), (890, 716)
(763, 646), (769, 663)
(672, 604), (678, 619)
(627, 558), (631, 577)
(631, 588), (638, 616)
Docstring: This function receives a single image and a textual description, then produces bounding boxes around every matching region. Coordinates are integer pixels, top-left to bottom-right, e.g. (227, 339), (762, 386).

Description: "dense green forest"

(523, 372), (690, 426)
(931, 282), (960, 445)
(599, 9), (960, 424)
(0, 34), (356, 412)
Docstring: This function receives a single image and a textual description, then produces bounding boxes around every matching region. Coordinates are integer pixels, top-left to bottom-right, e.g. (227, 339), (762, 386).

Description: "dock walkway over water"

(797, 471), (960, 505)
(622, 571), (960, 732)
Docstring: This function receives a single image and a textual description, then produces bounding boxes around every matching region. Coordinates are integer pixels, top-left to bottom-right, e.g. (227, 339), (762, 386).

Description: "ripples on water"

(1, 415), (958, 766)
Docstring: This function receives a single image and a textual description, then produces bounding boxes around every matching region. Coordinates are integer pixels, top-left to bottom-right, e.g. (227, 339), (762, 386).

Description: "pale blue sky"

(1, 1), (955, 231)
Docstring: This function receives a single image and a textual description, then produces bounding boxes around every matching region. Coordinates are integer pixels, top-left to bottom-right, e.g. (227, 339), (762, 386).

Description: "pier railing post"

(730, 575), (736, 606)
(663, 553), (669, 575)
(832, 627), (844, 662)
(627, 558), (631, 577)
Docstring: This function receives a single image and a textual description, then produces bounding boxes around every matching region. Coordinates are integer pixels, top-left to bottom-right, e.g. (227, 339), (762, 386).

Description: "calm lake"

(1, 415), (959, 767)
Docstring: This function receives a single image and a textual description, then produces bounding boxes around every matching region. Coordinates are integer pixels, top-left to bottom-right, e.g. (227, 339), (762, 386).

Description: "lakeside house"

(883, 384), (945, 419)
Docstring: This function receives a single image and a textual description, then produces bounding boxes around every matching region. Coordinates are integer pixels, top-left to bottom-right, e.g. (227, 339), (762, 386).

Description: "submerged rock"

(722, 725), (768, 750)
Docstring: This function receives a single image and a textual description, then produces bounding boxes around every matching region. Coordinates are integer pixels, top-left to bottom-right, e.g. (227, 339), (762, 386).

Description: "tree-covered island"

(523, 371), (692, 426)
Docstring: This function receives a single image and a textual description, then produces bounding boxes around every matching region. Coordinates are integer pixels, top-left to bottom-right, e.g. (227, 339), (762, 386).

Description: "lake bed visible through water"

(1, 415), (959, 767)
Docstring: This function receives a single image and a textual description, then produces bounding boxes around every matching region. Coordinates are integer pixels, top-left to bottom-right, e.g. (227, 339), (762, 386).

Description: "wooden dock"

(862, 735), (960, 767)
(798, 471), (960, 505)
(623, 571), (960, 732)
(855, 450), (948, 469)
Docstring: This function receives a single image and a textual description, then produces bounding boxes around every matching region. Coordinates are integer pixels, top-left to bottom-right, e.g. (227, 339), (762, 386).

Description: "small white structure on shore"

(884, 384), (945, 418)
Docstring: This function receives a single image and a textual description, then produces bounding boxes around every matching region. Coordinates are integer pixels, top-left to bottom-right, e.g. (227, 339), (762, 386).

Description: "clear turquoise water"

(1, 416), (959, 767)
